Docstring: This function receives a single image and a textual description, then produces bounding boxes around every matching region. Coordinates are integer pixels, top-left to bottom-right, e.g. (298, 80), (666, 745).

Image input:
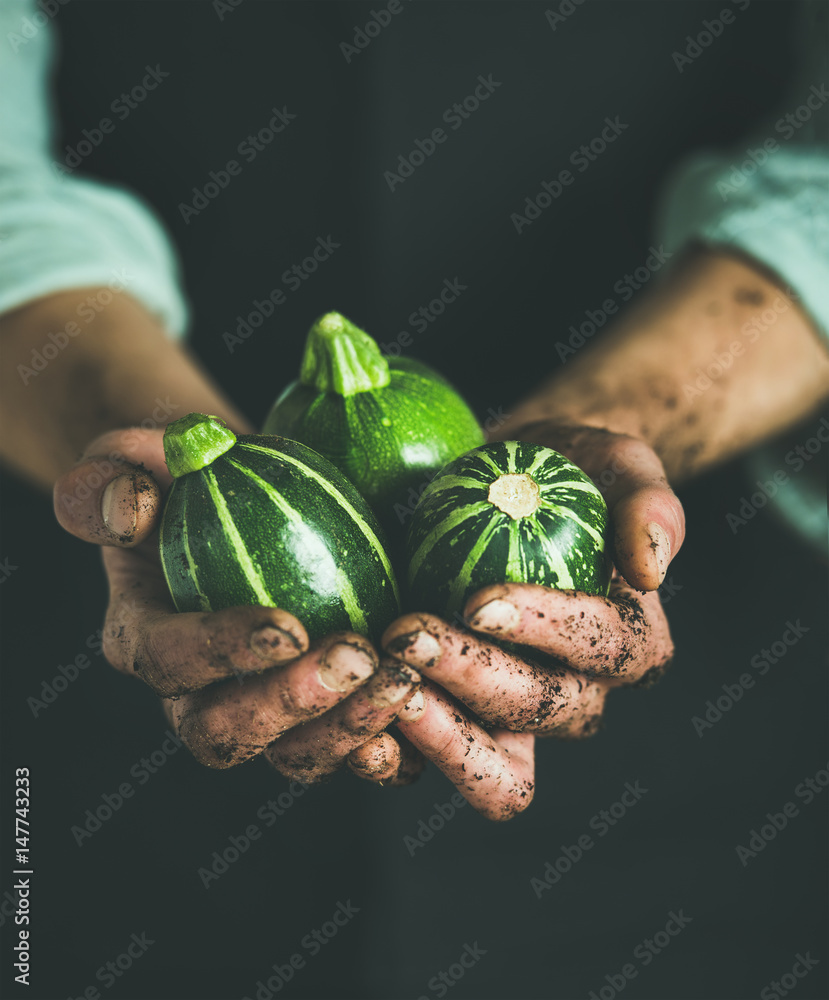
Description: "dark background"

(1, 2), (827, 999)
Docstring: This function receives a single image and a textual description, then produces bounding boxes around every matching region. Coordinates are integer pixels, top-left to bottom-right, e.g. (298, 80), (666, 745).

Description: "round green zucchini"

(262, 312), (484, 536)
(406, 440), (611, 617)
(159, 413), (400, 642)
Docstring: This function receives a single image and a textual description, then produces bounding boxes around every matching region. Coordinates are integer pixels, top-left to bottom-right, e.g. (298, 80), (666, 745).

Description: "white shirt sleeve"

(0, 0), (189, 337)
(654, 2), (829, 345)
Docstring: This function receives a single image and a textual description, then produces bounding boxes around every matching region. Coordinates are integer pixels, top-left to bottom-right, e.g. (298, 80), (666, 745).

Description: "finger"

(348, 731), (426, 786)
(611, 484), (685, 593)
(395, 681), (535, 821)
(101, 544), (311, 695)
(463, 579), (673, 685)
(53, 428), (169, 547)
(383, 613), (607, 735)
(346, 732), (402, 782)
(577, 433), (684, 591)
(168, 633), (378, 768)
(263, 659), (420, 782)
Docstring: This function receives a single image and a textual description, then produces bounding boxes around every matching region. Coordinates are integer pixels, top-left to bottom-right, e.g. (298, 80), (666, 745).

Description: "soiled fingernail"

(367, 663), (420, 707)
(318, 643), (376, 692)
(249, 626), (299, 664)
(102, 475), (137, 540)
(397, 690), (426, 722)
(388, 631), (441, 669)
(468, 599), (520, 632)
(646, 521), (671, 585)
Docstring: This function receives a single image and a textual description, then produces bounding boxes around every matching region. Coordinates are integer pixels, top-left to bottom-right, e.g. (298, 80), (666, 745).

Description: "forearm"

(0, 289), (251, 489)
(501, 248), (829, 483)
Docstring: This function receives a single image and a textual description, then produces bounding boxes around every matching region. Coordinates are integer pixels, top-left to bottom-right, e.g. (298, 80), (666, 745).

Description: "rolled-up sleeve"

(655, 0), (829, 344)
(655, 148), (829, 342)
(0, 0), (189, 336)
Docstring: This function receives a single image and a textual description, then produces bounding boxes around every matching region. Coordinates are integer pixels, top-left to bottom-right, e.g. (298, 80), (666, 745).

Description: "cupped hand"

(53, 427), (420, 780)
(351, 422), (684, 820)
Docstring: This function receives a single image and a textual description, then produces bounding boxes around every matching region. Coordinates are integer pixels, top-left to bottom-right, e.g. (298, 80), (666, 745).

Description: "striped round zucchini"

(262, 312), (483, 539)
(406, 440), (611, 617)
(159, 413), (400, 641)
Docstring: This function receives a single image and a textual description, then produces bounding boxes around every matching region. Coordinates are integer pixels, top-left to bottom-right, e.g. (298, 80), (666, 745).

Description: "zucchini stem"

(300, 311), (390, 396)
(163, 413), (237, 478)
(488, 473), (541, 519)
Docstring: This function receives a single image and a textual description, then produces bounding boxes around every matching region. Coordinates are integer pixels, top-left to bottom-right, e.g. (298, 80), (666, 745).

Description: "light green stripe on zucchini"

(506, 517), (522, 580)
(226, 456), (368, 634)
(238, 442), (400, 605)
(538, 478), (603, 499)
(504, 440), (519, 474)
(535, 526), (576, 589)
(425, 474), (490, 493)
(473, 448), (505, 479)
(447, 515), (503, 612)
(335, 567), (368, 635)
(524, 446), (553, 479)
(408, 500), (490, 581)
(537, 500), (605, 547)
(179, 486), (212, 611)
(203, 468), (274, 606)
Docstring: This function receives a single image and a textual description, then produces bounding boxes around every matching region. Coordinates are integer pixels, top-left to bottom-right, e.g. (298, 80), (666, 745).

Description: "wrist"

(0, 290), (249, 488)
(495, 248), (829, 482)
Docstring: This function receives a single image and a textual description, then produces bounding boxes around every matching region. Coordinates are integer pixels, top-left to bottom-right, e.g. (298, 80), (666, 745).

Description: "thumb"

(611, 484), (685, 591)
(53, 428), (170, 547)
(594, 436), (685, 591)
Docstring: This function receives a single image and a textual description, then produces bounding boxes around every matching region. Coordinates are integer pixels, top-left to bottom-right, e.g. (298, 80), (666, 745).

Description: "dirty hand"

(351, 422), (684, 821)
(53, 427), (421, 783)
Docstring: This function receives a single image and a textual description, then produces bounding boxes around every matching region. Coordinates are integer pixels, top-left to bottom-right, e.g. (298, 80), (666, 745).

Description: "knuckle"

(273, 674), (319, 723)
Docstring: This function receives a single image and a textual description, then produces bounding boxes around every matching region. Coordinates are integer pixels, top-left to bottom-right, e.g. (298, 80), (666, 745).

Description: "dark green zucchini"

(406, 440), (611, 617)
(159, 413), (400, 641)
(262, 312), (484, 537)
